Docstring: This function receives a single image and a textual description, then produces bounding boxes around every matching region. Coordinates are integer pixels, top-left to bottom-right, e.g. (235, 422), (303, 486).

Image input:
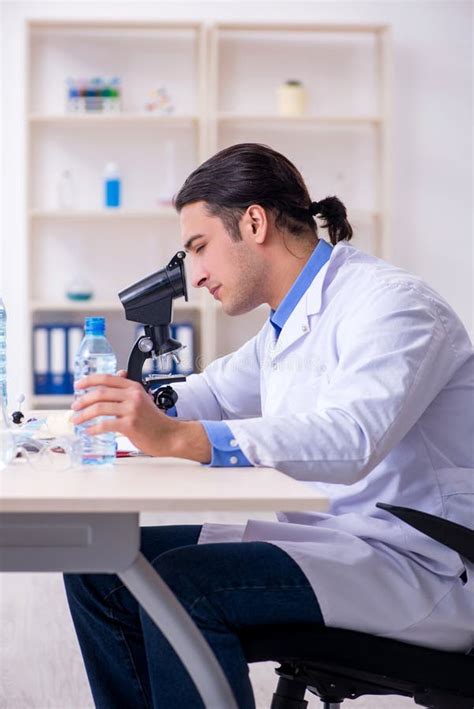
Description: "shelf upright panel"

(196, 23), (208, 164)
(208, 24), (220, 157)
(197, 23), (221, 368)
(25, 21), (35, 406)
(376, 25), (392, 261)
(192, 22), (211, 370)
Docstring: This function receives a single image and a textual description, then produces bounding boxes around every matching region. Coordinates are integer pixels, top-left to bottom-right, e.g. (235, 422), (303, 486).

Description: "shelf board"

(31, 395), (73, 407)
(348, 209), (379, 220)
(30, 300), (202, 313)
(217, 113), (382, 125)
(30, 208), (178, 220)
(29, 20), (202, 31)
(29, 113), (199, 127)
(30, 208), (376, 221)
(216, 22), (389, 34)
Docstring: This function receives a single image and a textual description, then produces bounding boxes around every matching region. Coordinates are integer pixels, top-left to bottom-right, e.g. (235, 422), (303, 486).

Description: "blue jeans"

(64, 525), (323, 709)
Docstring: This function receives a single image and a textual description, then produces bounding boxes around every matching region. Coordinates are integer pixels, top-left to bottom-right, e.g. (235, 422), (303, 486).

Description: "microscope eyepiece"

(119, 251), (187, 326)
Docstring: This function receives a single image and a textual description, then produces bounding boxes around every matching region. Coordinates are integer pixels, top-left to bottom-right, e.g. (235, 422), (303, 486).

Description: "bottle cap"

(104, 162), (119, 178)
(85, 317), (106, 335)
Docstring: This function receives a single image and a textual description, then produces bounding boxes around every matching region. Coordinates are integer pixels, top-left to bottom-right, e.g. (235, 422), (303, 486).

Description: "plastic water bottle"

(74, 317), (117, 465)
(0, 297), (7, 406)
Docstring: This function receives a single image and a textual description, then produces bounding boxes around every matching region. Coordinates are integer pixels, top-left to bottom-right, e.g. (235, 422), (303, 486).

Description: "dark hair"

(174, 143), (352, 245)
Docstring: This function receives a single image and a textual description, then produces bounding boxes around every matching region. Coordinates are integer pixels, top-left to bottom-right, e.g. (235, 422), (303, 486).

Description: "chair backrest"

(376, 502), (474, 563)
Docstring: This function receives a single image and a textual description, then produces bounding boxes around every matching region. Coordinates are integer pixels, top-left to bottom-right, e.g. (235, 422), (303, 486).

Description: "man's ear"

(242, 205), (268, 244)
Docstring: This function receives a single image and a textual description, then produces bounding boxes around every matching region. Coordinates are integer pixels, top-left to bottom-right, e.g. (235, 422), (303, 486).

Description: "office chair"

(241, 504), (474, 709)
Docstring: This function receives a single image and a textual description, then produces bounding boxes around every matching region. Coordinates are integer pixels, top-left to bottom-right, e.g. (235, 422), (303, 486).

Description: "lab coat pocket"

(307, 362), (332, 400)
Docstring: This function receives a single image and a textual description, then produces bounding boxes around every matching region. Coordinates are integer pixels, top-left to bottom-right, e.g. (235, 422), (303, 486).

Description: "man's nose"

(191, 263), (208, 289)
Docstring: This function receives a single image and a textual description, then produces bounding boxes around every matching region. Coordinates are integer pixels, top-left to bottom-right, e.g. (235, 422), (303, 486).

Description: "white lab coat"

(173, 242), (474, 652)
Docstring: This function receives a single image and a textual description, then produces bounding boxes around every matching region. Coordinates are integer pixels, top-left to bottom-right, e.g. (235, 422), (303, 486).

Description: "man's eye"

(195, 245), (205, 254)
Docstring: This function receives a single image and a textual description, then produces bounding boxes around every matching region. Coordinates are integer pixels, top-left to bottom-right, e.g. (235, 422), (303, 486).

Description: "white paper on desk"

(116, 435), (140, 453)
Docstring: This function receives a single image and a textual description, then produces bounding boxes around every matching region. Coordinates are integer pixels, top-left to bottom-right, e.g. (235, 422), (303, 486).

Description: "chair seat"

(240, 624), (474, 703)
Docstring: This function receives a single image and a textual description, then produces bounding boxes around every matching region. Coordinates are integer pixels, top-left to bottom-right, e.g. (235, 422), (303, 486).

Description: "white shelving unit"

(205, 21), (391, 361)
(25, 19), (391, 408)
(209, 22), (391, 248)
(26, 20), (210, 408)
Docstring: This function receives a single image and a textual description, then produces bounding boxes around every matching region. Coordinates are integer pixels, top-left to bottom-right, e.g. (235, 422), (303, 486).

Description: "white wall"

(1, 0), (473, 403)
(0, 2), (472, 709)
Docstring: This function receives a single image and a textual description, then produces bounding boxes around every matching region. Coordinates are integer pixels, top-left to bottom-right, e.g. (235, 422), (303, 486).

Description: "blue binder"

(49, 325), (68, 394)
(33, 325), (50, 395)
(33, 323), (84, 395)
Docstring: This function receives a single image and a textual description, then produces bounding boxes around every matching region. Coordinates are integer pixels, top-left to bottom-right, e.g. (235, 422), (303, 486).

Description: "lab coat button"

(230, 456), (238, 465)
(301, 324), (309, 333)
(230, 438), (238, 447)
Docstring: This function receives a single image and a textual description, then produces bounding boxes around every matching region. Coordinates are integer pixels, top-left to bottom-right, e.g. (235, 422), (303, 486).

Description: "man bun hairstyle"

(309, 197), (353, 244)
(174, 143), (352, 246)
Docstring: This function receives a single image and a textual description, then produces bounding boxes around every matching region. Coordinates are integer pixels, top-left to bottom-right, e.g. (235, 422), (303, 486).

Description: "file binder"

(50, 326), (68, 394)
(67, 325), (84, 393)
(33, 325), (49, 395)
(33, 323), (84, 396)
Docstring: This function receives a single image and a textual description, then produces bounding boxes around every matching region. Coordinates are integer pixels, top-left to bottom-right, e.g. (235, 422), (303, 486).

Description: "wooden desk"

(0, 456), (328, 708)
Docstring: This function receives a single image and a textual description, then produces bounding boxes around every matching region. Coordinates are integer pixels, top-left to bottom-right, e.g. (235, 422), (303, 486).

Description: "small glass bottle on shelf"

(57, 170), (75, 209)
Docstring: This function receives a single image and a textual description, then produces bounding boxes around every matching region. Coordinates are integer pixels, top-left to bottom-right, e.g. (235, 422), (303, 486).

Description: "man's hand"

(71, 374), (211, 462)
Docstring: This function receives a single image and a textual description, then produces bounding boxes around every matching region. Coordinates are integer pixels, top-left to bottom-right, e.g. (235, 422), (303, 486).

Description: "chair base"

(241, 624), (473, 709)
(271, 676), (309, 709)
(272, 660), (474, 709)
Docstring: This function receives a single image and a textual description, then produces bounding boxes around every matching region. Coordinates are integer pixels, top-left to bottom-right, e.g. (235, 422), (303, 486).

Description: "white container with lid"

(277, 80), (308, 117)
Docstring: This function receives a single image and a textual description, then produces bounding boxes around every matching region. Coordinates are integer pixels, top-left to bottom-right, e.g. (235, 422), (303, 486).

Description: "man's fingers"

(84, 419), (123, 437)
(72, 402), (124, 425)
(117, 370), (128, 378)
(75, 373), (139, 390)
(72, 385), (136, 411)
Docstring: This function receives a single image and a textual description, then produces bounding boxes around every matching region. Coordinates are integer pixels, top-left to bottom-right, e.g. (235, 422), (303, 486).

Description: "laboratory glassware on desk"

(0, 396), (15, 470)
(74, 317), (117, 465)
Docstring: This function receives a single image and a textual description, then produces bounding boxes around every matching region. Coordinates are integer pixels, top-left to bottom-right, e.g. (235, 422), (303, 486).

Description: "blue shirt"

(174, 240), (333, 466)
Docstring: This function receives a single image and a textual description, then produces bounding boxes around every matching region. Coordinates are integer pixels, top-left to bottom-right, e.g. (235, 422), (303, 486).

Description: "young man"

(65, 144), (474, 709)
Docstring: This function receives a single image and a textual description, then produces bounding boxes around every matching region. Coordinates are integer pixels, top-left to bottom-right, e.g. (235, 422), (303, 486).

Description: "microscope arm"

(126, 339), (151, 385)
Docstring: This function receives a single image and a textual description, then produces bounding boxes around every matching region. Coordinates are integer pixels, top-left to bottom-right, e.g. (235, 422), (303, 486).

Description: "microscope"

(118, 251), (189, 411)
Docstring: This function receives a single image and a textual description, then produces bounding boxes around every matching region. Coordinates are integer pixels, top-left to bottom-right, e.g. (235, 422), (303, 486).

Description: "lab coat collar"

(270, 239), (333, 336)
(271, 242), (342, 359)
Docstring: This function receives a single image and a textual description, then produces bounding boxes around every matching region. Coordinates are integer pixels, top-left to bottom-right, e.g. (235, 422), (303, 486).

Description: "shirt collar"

(269, 239), (333, 339)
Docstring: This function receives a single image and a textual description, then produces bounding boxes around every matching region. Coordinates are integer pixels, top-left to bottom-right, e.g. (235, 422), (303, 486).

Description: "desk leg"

(119, 551), (238, 709)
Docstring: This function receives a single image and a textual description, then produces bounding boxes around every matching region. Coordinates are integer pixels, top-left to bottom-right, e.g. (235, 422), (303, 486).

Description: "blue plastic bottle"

(0, 297), (7, 406)
(74, 317), (117, 465)
(104, 162), (121, 208)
